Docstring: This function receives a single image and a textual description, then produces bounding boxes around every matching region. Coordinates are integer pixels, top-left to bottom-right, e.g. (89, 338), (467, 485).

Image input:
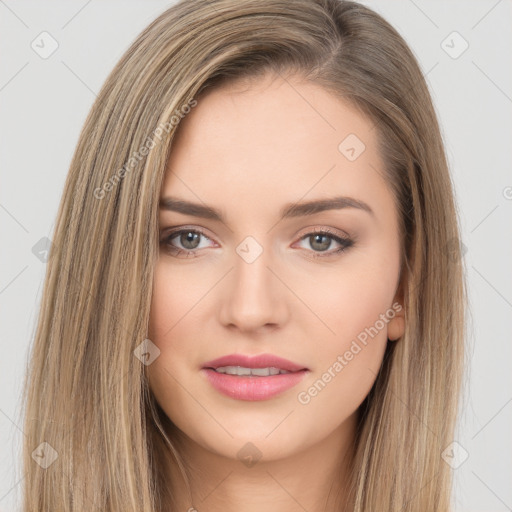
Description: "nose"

(218, 242), (289, 333)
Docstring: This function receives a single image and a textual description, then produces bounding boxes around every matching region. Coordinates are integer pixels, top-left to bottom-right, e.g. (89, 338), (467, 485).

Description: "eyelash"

(159, 226), (354, 259)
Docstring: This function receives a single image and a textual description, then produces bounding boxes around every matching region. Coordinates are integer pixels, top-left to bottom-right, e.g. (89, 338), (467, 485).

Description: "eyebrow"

(159, 195), (374, 222)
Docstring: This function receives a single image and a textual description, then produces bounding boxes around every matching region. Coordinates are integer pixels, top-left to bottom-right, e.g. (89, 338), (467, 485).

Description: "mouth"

(201, 353), (309, 401)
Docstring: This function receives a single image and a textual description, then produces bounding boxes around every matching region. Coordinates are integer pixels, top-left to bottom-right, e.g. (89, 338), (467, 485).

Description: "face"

(147, 72), (405, 463)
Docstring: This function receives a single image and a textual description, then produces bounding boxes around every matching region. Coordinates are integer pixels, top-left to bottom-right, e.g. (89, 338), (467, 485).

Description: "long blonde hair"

(20, 0), (467, 510)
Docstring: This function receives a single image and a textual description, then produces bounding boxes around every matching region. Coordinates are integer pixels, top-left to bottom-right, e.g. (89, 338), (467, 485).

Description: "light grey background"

(1, 1), (511, 510)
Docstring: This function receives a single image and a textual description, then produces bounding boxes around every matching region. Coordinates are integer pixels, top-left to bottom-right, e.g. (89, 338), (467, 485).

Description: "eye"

(294, 228), (354, 258)
(159, 226), (354, 259)
(160, 228), (215, 258)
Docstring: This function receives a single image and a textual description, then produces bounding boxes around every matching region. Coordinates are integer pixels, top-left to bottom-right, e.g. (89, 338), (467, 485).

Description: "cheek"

(148, 260), (211, 341)
(147, 264), (193, 409)
(300, 261), (397, 352)
(294, 251), (398, 406)
(293, 290), (391, 424)
(310, 283), (389, 385)
(146, 261), (223, 416)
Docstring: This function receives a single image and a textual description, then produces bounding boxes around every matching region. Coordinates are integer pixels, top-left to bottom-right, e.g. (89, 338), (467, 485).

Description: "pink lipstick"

(201, 353), (309, 401)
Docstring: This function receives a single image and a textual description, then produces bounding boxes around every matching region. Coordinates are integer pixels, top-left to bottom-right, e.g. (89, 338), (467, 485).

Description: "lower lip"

(201, 368), (308, 401)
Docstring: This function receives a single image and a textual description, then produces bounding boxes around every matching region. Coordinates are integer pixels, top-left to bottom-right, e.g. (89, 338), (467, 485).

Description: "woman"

(21, 0), (467, 510)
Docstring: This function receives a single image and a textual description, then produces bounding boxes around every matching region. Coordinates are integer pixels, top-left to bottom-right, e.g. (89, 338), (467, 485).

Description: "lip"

(202, 353), (308, 372)
(201, 353), (309, 401)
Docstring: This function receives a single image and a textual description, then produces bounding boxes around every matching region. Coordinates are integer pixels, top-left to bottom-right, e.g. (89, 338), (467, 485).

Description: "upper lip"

(202, 353), (308, 372)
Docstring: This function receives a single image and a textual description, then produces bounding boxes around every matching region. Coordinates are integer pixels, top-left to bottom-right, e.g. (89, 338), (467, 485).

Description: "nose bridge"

(219, 234), (286, 330)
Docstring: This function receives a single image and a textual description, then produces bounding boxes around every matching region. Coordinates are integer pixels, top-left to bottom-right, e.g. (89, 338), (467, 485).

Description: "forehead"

(161, 73), (389, 220)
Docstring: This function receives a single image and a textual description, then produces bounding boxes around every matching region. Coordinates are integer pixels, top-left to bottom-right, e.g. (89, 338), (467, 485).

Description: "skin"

(147, 72), (406, 511)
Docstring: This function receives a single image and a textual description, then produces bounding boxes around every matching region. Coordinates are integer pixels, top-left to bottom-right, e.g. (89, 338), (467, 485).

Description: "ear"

(387, 280), (405, 342)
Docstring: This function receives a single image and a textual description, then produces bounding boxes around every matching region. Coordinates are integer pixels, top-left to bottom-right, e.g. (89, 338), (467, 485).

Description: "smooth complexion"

(147, 72), (405, 511)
